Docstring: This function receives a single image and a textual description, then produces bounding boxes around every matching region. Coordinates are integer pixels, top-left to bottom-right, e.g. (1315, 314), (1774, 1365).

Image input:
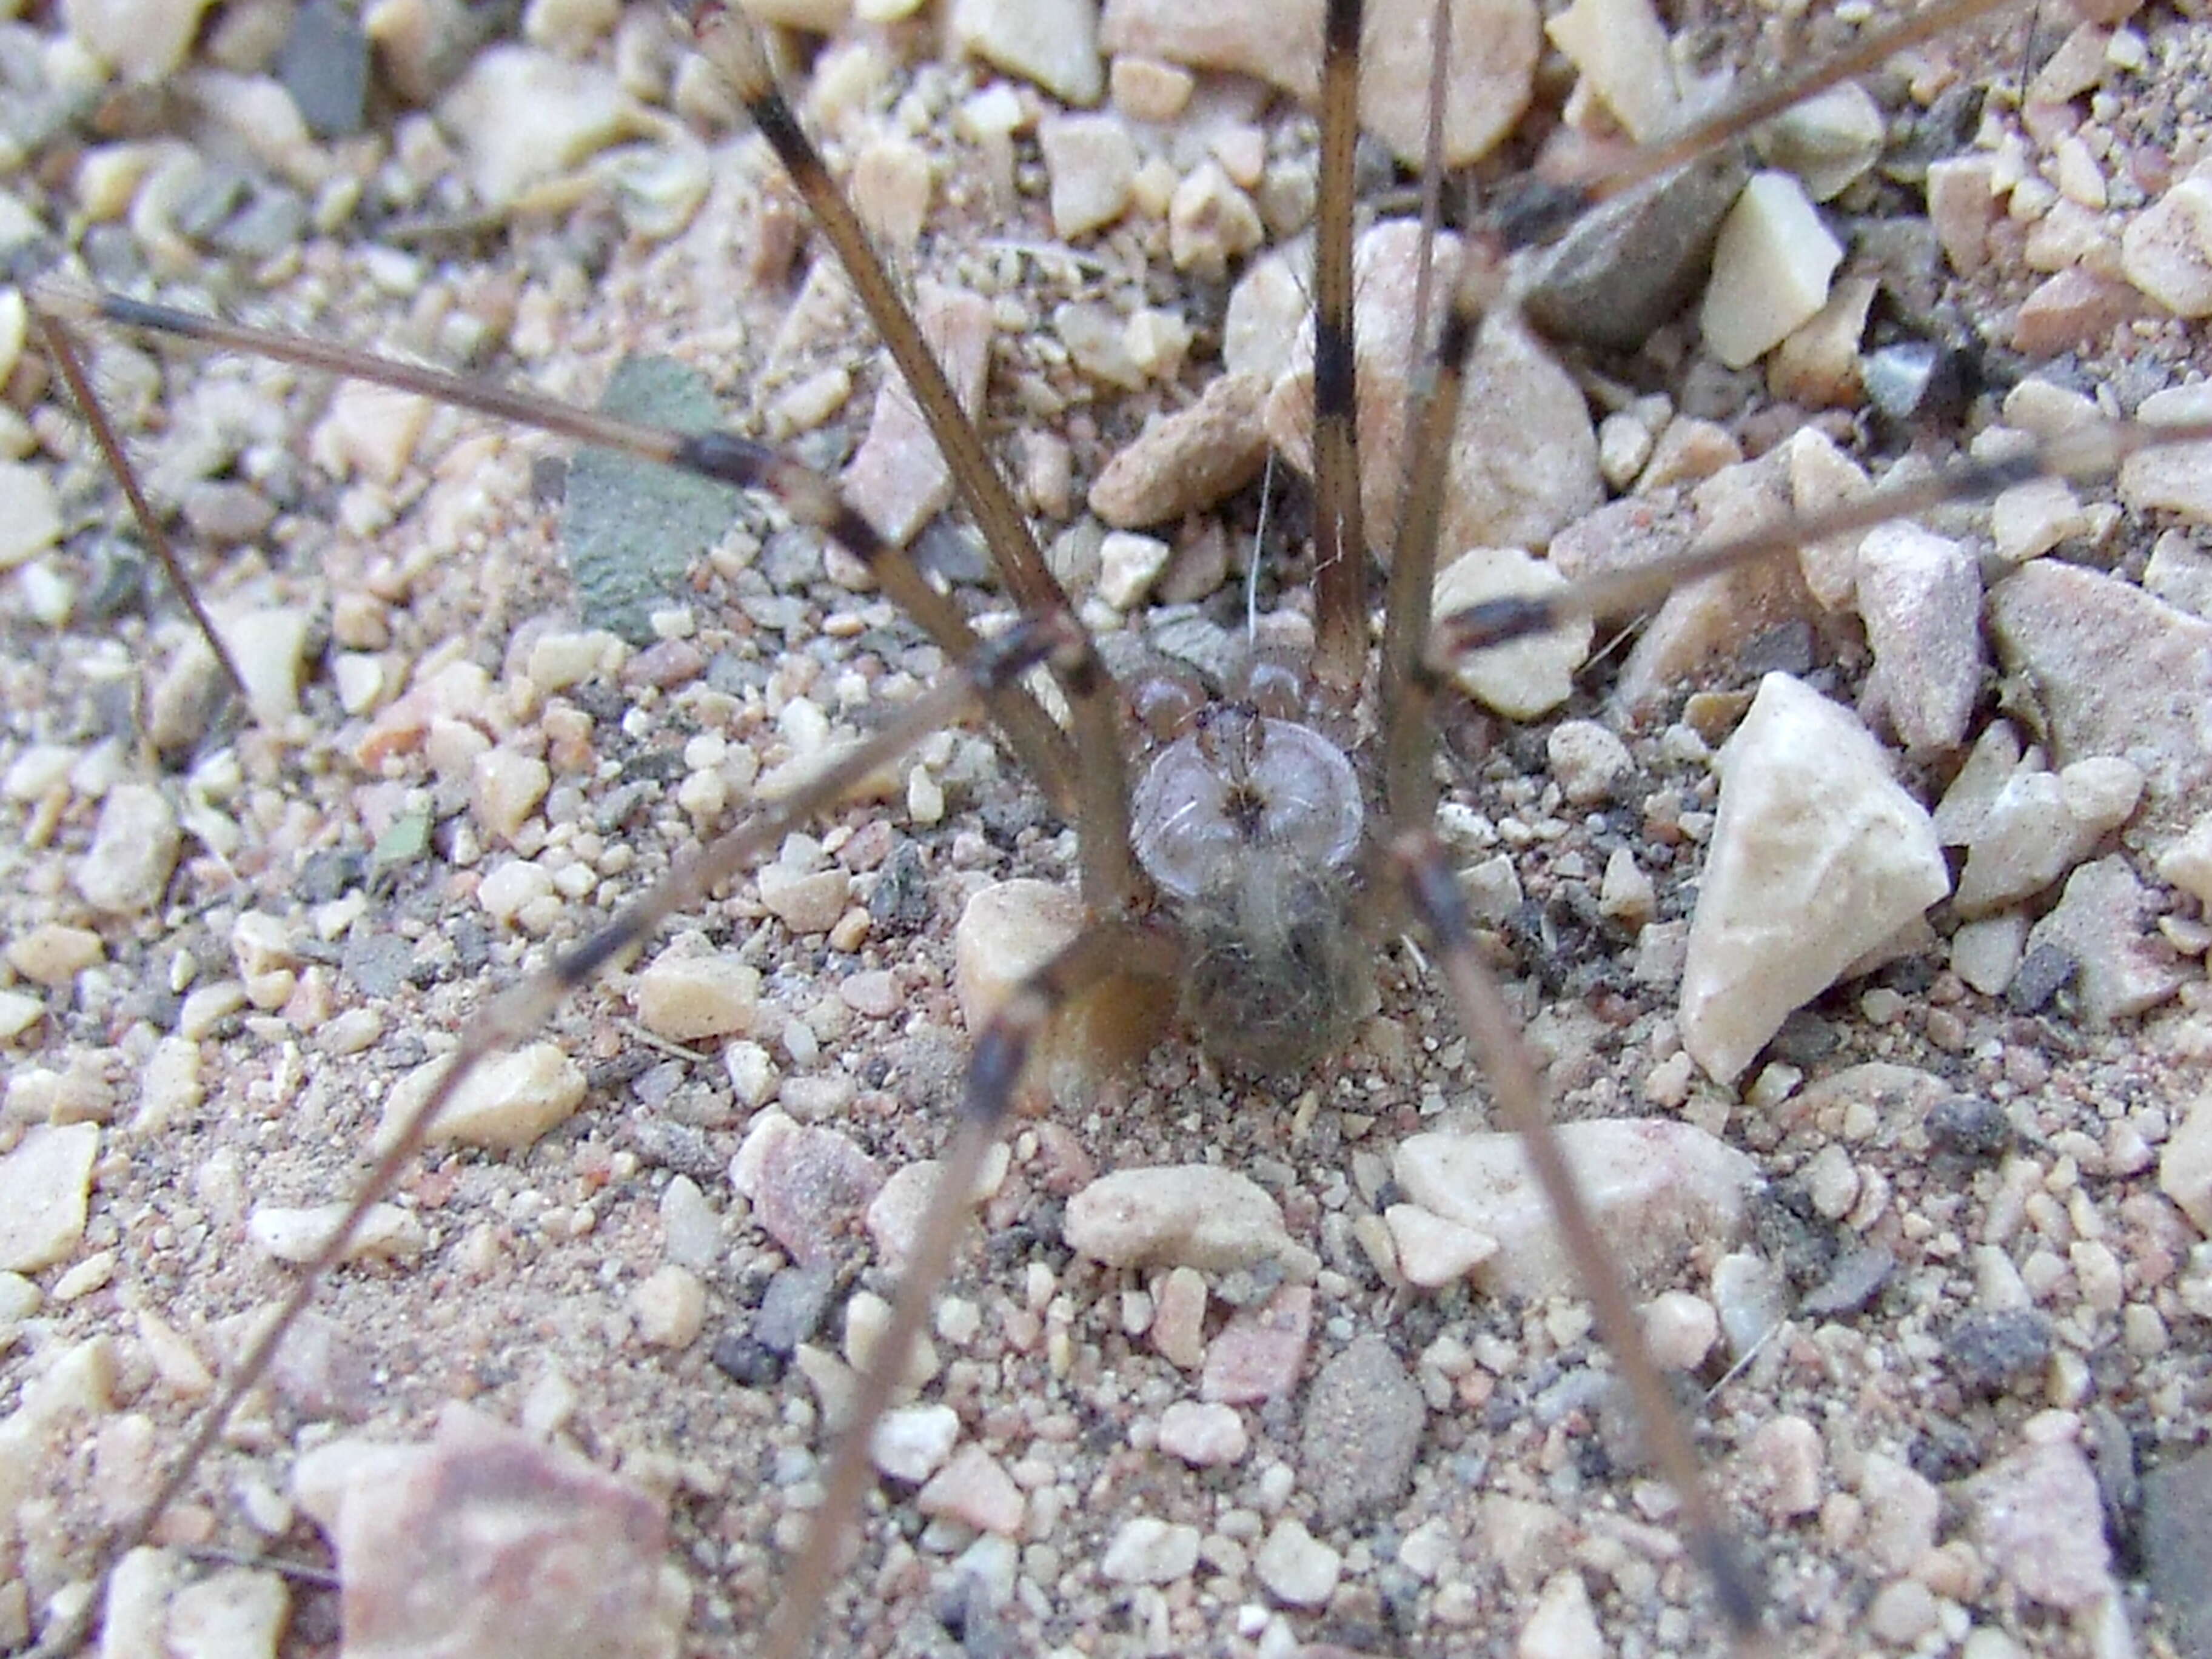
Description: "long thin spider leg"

(1378, 278), (1490, 828)
(757, 917), (1182, 1659)
(1390, 825), (1767, 1651)
(32, 305), (250, 707)
(33, 616), (1080, 1659)
(1309, 0), (1368, 694)
(1427, 415), (2212, 666)
(44, 284), (1085, 826)
(677, 3), (1142, 919)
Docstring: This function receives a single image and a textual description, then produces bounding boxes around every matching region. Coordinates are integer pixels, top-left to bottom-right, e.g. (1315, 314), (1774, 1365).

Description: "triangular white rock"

(1681, 673), (1949, 1082)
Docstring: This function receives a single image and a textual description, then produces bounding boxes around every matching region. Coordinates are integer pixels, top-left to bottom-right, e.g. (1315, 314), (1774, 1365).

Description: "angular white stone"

(1700, 172), (1844, 370)
(1544, 0), (1677, 142)
(249, 1202), (427, 1265)
(1680, 674), (1948, 1082)
(1433, 548), (1591, 720)
(1101, 1515), (1200, 1584)
(2161, 1092), (2212, 1233)
(1518, 1569), (1604, 1659)
(1254, 1517), (1341, 1608)
(2119, 381), (2212, 524)
(2159, 810), (2212, 907)
(379, 1043), (587, 1153)
(870, 1403), (961, 1484)
(1393, 1119), (1756, 1300)
(952, 0), (1104, 104)
(0, 1122), (100, 1273)
(1065, 1165), (1316, 1278)
(631, 950), (760, 1042)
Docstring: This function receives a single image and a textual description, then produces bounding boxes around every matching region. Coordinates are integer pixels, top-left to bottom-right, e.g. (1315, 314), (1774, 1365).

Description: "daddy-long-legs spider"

(4, 0), (2212, 1654)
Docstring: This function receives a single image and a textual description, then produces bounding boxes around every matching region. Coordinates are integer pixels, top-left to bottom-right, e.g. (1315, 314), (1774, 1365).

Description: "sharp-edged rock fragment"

(1392, 1119), (1757, 1299)
(1680, 674), (1949, 1082)
(1065, 1165), (1318, 1278)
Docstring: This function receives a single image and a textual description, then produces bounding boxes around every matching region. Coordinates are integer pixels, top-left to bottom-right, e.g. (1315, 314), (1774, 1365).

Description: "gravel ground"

(2, 1), (2211, 1657)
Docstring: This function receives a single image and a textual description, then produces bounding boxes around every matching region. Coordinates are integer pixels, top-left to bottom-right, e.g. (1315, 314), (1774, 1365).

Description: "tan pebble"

(632, 949), (760, 1041)
(632, 1264), (706, 1349)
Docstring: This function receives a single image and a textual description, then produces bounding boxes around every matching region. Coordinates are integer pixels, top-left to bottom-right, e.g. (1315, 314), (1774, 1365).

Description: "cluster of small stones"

(2, 0), (2212, 1654)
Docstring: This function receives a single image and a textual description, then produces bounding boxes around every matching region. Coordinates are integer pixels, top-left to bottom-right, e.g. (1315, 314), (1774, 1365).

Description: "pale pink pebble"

(1746, 1413), (1825, 1519)
(1150, 1265), (1207, 1370)
(1971, 1437), (2116, 1610)
(839, 970), (899, 1019)
(1199, 1284), (1312, 1404)
(292, 1407), (686, 1659)
(916, 1443), (1025, 1536)
(731, 1113), (883, 1267)
(1156, 1401), (1247, 1467)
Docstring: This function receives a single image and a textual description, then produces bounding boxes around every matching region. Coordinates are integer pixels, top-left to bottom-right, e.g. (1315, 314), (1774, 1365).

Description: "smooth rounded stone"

(1753, 81), (1885, 202)
(917, 1443), (1025, 1537)
(1297, 1333), (1424, 1526)
(1680, 674), (1949, 1082)
(249, 1202), (427, 1265)
(1088, 372), (1269, 529)
(73, 782), (181, 916)
(166, 1564), (289, 1659)
(437, 45), (629, 206)
(2121, 175), (2212, 318)
(1382, 1202), (1497, 1288)
(8, 923), (105, 986)
(730, 1111), (884, 1267)
(0, 461), (63, 571)
(1748, 1414), (1824, 1518)
(1110, 53), (1192, 120)
(98, 1546), (176, 1659)
(843, 283), (993, 546)
(2062, 754), (2144, 832)
(1700, 172), (1844, 370)
(1855, 523), (1983, 755)
(1156, 1400), (1247, 1467)
(294, 1409), (686, 1659)
(2025, 856), (2185, 1021)
(1101, 0), (1536, 169)
(1101, 1515), (1201, 1585)
(1039, 112), (1135, 236)
(1393, 1119), (1756, 1301)
(870, 1402), (960, 1483)
(1270, 223), (1601, 558)
(1951, 913), (2029, 996)
(1201, 1284), (1313, 1404)
(1255, 1517), (1341, 1609)
(1518, 1569), (1603, 1659)
(1972, 1436), (2117, 1612)
(2120, 382), (2212, 524)
(1641, 1290), (1718, 1371)
(631, 949), (760, 1041)
(378, 1043), (587, 1154)
(1432, 548), (1591, 720)
(1860, 1450), (1941, 1575)
(1065, 1165), (1316, 1277)
(63, 0), (215, 78)
(951, 0), (1101, 102)
(2160, 811), (2212, 907)
(472, 749), (551, 844)
(0, 1122), (99, 1273)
